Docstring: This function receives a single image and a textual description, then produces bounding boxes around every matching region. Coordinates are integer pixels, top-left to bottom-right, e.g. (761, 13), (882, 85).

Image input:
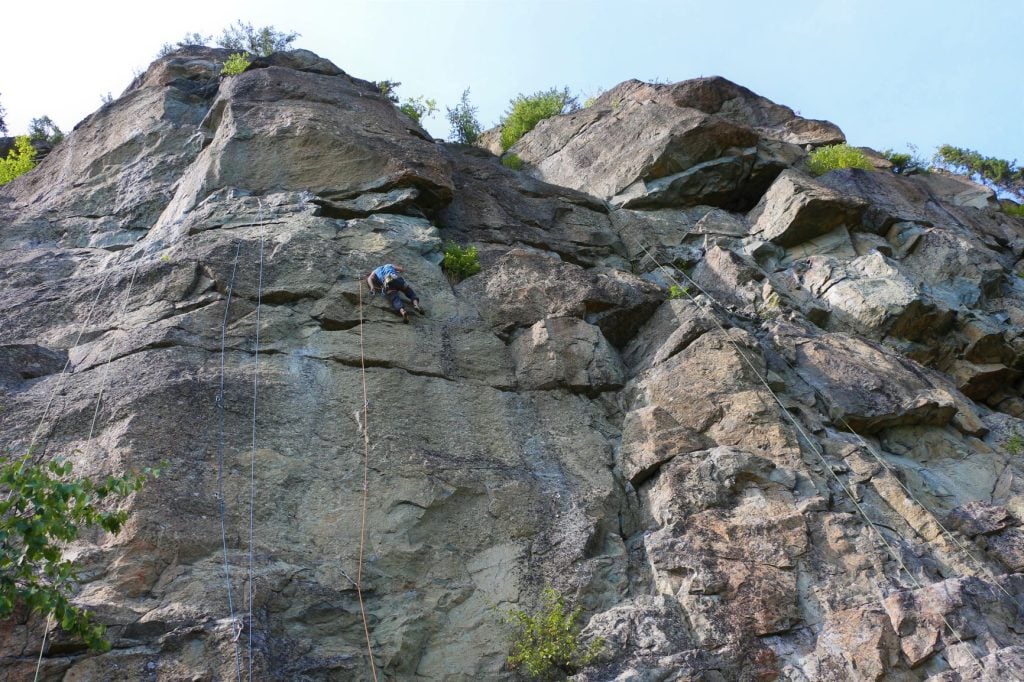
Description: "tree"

(28, 116), (64, 146)
(217, 20), (299, 56)
(447, 88), (482, 145)
(156, 32), (214, 58)
(499, 87), (578, 151)
(0, 136), (37, 185)
(934, 144), (1023, 200)
(1, 455), (154, 650)
(0, 93), (7, 136)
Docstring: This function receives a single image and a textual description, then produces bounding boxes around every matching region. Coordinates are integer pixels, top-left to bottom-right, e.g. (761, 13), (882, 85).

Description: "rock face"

(2, 48), (1024, 681)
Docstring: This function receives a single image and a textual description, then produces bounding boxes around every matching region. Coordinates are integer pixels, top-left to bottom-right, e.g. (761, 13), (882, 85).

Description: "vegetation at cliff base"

(506, 587), (602, 679)
(807, 143), (873, 176)
(499, 87), (579, 151)
(0, 136), (37, 186)
(0, 455), (155, 650)
(441, 242), (481, 283)
(447, 88), (482, 144)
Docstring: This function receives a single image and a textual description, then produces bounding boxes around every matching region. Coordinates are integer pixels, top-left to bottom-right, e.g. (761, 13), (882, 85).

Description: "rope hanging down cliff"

(627, 234), (992, 678)
(355, 279), (380, 682)
(34, 259), (140, 682)
(215, 239), (245, 682)
(651, 238), (1023, 613)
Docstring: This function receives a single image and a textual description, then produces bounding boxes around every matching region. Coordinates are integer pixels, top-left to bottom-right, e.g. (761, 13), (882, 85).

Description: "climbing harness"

(627, 234), (993, 678)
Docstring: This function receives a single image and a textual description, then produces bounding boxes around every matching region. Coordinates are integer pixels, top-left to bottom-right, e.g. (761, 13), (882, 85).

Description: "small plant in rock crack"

(668, 284), (688, 299)
(221, 52), (251, 76)
(441, 241), (481, 284)
(506, 587), (602, 680)
(1006, 432), (1024, 456)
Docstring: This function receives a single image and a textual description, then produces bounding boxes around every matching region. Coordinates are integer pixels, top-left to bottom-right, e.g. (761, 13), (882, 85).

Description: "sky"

(2, 0), (1022, 164)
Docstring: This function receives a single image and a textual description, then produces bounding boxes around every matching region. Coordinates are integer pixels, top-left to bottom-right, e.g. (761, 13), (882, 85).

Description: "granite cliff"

(1, 48), (1023, 680)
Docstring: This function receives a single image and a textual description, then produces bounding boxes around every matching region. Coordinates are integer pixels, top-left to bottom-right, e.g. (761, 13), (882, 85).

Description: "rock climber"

(366, 263), (424, 323)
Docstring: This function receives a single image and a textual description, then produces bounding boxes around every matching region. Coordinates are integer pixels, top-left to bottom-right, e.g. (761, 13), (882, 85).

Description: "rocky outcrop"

(2, 48), (1024, 681)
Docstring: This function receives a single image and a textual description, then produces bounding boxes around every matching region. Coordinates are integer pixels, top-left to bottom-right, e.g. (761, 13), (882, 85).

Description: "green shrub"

(0, 136), (37, 185)
(882, 144), (928, 175)
(1006, 432), (1024, 456)
(447, 88), (482, 144)
(377, 79), (401, 103)
(218, 20), (299, 56)
(221, 52), (251, 76)
(668, 284), (688, 299)
(499, 87), (578, 151)
(807, 144), (874, 176)
(501, 153), (523, 171)
(1003, 203), (1024, 218)
(399, 96), (438, 125)
(28, 116), (63, 146)
(442, 242), (481, 283)
(1, 455), (156, 650)
(506, 587), (602, 679)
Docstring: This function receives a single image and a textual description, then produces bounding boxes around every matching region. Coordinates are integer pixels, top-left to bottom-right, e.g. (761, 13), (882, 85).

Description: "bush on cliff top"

(807, 143), (873, 176)
(221, 52), (251, 76)
(499, 87), (579, 151)
(447, 88), (482, 144)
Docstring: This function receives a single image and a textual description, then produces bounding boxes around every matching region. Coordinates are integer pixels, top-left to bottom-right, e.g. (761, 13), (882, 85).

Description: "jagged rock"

(621, 299), (717, 376)
(3, 47), (1024, 682)
(748, 169), (868, 247)
(510, 317), (625, 393)
(463, 247), (662, 346)
(510, 77), (840, 210)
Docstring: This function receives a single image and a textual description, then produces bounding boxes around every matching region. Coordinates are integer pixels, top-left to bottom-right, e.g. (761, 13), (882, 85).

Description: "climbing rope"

(246, 200), (266, 682)
(216, 239), (245, 682)
(627, 234), (991, 678)
(355, 278), (380, 682)
(656, 239), (1023, 611)
(27, 268), (113, 461)
(32, 258), (137, 681)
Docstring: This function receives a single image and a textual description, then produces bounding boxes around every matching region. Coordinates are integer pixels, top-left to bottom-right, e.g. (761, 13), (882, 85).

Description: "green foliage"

(399, 96), (438, 125)
(1003, 202), (1024, 218)
(807, 143), (873, 176)
(157, 31), (215, 57)
(221, 53), (252, 77)
(0, 93), (7, 135)
(441, 242), (481, 283)
(882, 144), (928, 175)
(499, 87), (579, 151)
(217, 20), (299, 56)
(377, 80), (401, 103)
(1006, 432), (1024, 456)
(935, 144), (1024, 200)
(446, 88), (482, 144)
(501, 153), (523, 171)
(0, 136), (37, 185)
(1, 455), (155, 650)
(506, 587), (602, 679)
(668, 284), (688, 299)
(28, 116), (63, 145)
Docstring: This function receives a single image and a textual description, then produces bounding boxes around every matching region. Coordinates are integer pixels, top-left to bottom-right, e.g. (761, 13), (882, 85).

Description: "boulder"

(510, 317), (625, 393)
(748, 169), (868, 247)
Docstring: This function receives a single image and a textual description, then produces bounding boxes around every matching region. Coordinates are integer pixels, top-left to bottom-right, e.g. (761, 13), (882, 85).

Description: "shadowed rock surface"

(2, 48), (1024, 681)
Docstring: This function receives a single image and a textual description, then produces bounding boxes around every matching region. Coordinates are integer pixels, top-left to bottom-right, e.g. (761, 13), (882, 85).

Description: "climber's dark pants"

(385, 282), (417, 312)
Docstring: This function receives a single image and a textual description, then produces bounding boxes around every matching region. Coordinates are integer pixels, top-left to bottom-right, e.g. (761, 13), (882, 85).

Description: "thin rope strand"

(628, 235), (989, 677)
(247, 201), (266, 682)
(217, 240), (245, 682)
(356, 278), (380, 682)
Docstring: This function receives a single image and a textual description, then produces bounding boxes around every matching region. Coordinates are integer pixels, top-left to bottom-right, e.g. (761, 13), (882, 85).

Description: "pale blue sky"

(3, 0), (1021, 163)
